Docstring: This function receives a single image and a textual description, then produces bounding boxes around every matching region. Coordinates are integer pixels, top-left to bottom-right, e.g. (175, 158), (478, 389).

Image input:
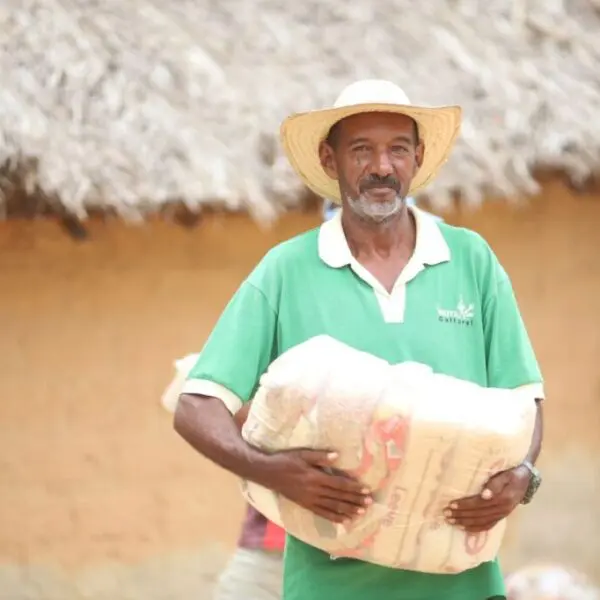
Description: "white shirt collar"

(318, 206), (451, 270)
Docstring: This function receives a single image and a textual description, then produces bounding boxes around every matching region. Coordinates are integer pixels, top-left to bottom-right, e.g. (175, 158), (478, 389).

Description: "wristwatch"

(519, 460), (542, 505)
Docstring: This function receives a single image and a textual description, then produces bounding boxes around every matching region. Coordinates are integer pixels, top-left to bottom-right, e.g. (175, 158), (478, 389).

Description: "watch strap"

(520, 460), (541, 505)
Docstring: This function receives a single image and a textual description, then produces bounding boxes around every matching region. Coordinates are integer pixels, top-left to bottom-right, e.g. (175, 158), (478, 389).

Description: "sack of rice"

(241, 335), (536, 574)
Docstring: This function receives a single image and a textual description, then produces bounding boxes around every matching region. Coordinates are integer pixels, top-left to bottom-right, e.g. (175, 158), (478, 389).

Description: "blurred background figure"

(162, 354), (285, 600)
(505, 564), (599, 600)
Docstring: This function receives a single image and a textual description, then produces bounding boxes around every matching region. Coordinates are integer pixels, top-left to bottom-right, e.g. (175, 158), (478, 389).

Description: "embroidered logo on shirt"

(437, 298), (475, 326)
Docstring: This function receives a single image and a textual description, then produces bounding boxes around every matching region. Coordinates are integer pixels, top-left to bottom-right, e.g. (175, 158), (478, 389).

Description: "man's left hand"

(444, 465), (531, 533)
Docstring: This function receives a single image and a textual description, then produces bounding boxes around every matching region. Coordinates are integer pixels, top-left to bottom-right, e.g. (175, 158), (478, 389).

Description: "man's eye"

(391, 145), (409, 153)
(352, 145), (369, 152)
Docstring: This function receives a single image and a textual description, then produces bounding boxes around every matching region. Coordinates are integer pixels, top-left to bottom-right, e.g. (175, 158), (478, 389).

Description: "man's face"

(319, 112), (423, 223)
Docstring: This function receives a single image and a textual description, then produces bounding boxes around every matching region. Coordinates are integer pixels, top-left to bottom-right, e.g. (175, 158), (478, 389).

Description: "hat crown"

(333, 80), (412, 109)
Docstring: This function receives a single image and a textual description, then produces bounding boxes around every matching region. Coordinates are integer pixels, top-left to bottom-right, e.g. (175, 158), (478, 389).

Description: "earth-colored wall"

(0, 179), (598, 598)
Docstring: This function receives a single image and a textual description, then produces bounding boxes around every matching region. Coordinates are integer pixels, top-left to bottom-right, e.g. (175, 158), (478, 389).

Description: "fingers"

(446, 469), (514, 512)
(446, 494), (504, 513)
(484, 470), (512, 496)
(298, 449), (340, 468)
(314, 497), (368, 522)
(299, 449), (372, 498)
(313, 472), (372, 521)
(311, 504), (350, 523)
(321, 473), (371, 496)
(292, 450), (374, 522)
(310, 469), (372, 521)
(446, 504), (505, 520)
(446, 505), (507, 524)
(480, 488), (493, 500)
(450, 512), (505, 533)
(320, 486), (372, 507)
(445, 492), (512, 533)
(446, 485), (512, 511)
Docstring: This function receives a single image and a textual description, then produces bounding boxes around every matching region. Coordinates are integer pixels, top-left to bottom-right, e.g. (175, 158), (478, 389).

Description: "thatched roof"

(2, 0), (599, 221)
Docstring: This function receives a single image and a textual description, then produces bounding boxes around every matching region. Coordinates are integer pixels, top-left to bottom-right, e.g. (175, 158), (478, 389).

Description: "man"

(164, 198), (441, 600)
(174, 79), (544, 600)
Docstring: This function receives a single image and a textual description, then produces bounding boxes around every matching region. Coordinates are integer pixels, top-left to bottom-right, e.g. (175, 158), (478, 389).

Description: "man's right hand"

(258, 449), (372, 523)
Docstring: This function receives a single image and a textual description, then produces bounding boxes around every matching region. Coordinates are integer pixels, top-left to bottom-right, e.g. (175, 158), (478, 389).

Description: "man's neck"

(341, 205), (416, 261)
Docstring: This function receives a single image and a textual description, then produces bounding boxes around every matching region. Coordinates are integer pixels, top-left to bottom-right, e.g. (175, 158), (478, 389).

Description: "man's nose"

(371, 151), (394, 177)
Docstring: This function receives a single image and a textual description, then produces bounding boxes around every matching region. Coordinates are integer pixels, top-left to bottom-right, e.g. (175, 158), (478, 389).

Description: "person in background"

(161, 356), (285, 600)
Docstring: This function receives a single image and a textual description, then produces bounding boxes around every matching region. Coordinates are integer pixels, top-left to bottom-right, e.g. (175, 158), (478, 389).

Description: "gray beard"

(345, 191), (405, 223)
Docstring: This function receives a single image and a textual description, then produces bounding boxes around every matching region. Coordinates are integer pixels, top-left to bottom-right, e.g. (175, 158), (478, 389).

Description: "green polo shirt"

(184, 208), (543, 600)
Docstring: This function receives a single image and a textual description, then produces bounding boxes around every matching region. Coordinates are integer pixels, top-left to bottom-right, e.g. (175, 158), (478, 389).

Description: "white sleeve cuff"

(515, 383), (545, 401)
(180, 379), (244, 414)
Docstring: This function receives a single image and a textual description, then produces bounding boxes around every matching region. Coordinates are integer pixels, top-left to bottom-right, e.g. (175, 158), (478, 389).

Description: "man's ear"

(413, 139), (425, 176)
(319, 141), (338, 180)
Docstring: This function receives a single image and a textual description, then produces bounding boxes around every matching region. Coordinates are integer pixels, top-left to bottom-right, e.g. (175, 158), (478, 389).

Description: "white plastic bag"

(241, 335), (537, 574)
(161, 353), (199, 413)
(505, 564), (600, 600)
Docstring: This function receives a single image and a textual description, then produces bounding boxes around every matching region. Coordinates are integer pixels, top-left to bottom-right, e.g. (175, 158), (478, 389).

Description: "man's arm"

(172, 276), (280, 487)
(524, 399), (543, 466)
(447, 246), (545, 532)
(174, 394), (271, 483)
(174, 277), (371, 522)
(174, 393), (371, 522)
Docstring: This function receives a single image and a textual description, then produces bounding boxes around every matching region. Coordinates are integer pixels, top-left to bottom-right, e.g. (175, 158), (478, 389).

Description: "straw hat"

(280, 79), (462, 204)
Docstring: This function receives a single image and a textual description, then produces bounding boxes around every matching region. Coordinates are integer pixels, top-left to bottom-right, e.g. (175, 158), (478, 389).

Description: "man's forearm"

(174, 393), (271, 483)
(525, 399), (543, 465)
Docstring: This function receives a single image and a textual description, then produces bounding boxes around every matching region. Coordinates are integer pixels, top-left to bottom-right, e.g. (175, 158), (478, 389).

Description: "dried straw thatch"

(1, 0), (599, 221)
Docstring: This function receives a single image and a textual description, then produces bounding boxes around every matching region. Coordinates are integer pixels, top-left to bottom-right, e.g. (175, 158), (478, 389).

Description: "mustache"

(359, 175), (400, 192)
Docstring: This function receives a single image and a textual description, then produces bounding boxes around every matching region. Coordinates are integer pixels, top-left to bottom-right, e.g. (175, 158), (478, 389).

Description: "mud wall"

(0, 179), (598, 598)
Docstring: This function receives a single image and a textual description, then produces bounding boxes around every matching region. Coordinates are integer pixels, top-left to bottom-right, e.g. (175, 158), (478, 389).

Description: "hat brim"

(280, 103), (462, 204)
